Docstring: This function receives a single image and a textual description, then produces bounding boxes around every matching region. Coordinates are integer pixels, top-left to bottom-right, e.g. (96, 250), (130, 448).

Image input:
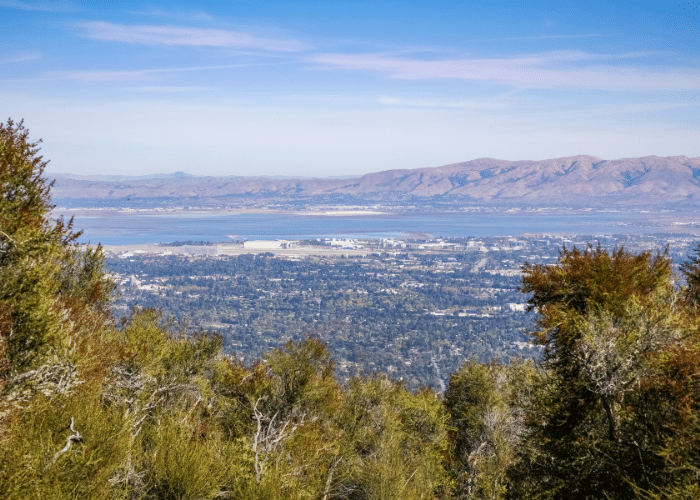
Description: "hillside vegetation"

(2, 119), (700, 499)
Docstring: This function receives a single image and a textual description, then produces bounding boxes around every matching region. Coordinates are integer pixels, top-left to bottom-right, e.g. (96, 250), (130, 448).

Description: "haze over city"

(2, 0), (699, 177)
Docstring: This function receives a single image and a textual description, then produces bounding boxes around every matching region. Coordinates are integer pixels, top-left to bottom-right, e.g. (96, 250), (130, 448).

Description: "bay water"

(68, 210), (696, 246)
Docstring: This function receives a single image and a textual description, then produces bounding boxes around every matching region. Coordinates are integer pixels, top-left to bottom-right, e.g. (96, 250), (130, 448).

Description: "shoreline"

(53, 207), (391, 217)
(53, 206), (690, 218)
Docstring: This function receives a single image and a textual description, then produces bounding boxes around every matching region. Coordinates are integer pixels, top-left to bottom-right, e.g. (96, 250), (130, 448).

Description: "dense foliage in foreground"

(2, 119), (700, 499)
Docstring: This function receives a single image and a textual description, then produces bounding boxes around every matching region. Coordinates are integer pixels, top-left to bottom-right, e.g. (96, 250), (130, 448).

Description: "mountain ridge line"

(50, 154), (700, 207)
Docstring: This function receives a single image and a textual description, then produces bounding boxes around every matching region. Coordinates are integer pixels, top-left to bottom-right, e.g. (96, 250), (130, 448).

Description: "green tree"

(680, 242), (700, 307)
(511, 244), (681, 499)
(0, 118), (112, 376)
(336, 375), (449, 500)
(0, 119), (122, 499)
(445, 359), (536, 500)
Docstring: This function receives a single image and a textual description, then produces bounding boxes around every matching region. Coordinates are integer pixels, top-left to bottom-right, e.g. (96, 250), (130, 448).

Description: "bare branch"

(250, 397), (305, 484)
(51, 417), (83, 464)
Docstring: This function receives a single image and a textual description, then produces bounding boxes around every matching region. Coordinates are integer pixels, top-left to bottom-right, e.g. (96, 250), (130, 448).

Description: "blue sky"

(1, 0), (699, 177)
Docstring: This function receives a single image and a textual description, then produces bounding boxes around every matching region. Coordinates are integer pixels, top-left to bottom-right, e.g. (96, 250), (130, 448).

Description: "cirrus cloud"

(77, 21), (308, 52)
(37, 63), (265, 83)
(309, 51), (700, 92)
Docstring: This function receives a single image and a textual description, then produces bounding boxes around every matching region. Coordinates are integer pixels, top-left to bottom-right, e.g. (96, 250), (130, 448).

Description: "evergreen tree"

(511, 244), (684, 499)
(0, 118), (112, 376)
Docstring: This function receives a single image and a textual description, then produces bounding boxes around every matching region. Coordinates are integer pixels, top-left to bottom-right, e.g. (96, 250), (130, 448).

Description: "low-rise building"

(242, 240), (298, 249)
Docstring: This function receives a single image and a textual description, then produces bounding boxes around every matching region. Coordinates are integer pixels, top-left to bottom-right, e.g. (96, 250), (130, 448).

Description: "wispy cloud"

(377, 95), (509, 110)
(309, 51), (700, 91)
(76, 21), (308, 52)
(0, 52), (41, 64)
(125, 85), (210, 92)
(482, 33), (607, 41)
(39, 63), (265, 83)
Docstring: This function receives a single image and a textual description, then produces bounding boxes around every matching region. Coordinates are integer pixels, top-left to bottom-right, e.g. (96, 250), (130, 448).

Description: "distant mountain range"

(51, 155), (700, 208)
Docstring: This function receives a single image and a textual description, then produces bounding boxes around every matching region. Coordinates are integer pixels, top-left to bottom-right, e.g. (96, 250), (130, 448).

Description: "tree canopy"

(510, 244), (700, 499)
(0, 118), (112, 375)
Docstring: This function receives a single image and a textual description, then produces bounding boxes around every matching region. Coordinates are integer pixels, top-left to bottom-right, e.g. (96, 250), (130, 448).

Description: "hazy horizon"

(46, 152), (700, 180)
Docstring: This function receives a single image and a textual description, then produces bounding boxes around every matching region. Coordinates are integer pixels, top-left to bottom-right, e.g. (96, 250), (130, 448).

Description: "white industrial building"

(242, 240), (298, 249)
